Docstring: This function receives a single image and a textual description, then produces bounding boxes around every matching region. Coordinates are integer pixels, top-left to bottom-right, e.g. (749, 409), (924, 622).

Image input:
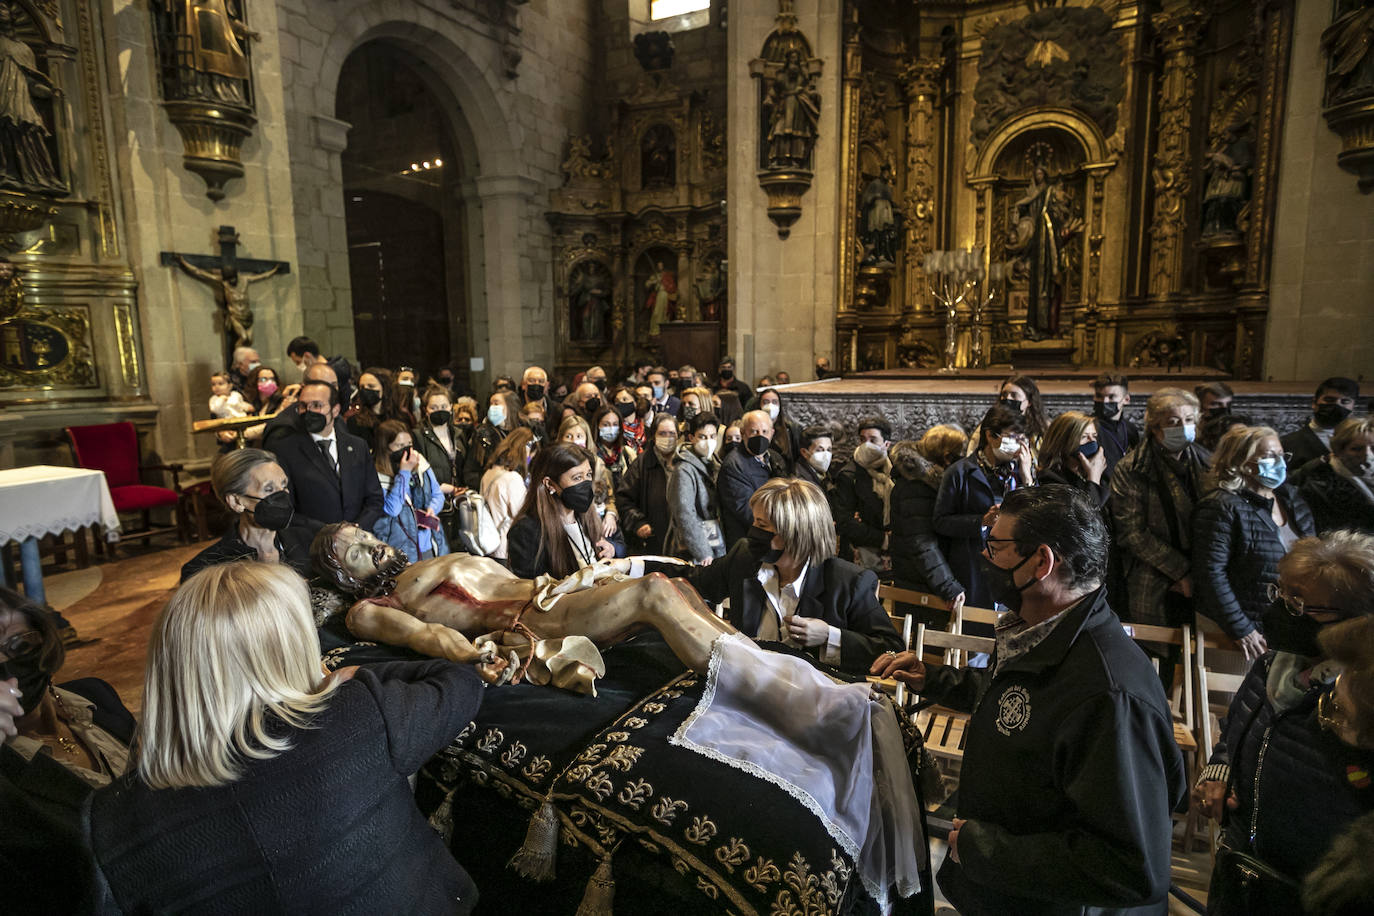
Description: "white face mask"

(808, 450), (832, 473)
(854, 441), (886, 465)
(693, 438), (717, 460)
(996, 436), (1021, 457)
(764, 402), (780, 421)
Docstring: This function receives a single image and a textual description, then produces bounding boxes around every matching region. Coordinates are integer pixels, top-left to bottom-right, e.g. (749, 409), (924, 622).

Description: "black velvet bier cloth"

(414, 635), (924, 916)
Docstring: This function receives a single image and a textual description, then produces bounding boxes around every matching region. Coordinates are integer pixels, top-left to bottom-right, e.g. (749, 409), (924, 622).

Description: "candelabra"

(923, 248), (1005, 371)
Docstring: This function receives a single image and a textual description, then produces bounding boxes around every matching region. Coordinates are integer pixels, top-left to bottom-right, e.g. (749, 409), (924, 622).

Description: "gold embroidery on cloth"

(716, 837), (750, 872)
(685, 815), (718, 845)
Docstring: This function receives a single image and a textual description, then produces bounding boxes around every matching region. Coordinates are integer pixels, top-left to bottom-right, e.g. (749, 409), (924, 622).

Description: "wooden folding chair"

(947, 603), (999, 667)
(1192, 627), (1247, 855)
(910, 623), (995, 762)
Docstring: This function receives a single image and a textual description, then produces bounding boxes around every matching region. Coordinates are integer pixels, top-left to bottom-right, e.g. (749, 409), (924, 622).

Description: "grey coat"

(665, 445), (724, 561)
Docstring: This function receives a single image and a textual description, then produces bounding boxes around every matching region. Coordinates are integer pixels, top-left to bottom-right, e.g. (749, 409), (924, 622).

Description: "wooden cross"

(161, 225), (291, 368)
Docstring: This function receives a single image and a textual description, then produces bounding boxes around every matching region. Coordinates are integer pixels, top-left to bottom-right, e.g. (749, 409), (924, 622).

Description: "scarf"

(853, 445), (894, 525)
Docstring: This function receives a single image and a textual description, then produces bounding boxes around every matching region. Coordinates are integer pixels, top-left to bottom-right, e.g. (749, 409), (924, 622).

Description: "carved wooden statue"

(0, 2), (63, 196)
(764, 49), (821, 169)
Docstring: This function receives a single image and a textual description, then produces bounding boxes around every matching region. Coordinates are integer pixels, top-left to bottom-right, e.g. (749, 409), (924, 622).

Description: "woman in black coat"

(462, 390), (519, 489)
(1035, 410), (1110, 508)
(615, 413), (677, 555)
(1292, 416), (1374, 536)
(932, 404), (1035, 612)
(888, 433), (967, 624)
(1193, 425), (1316, 660)
(89, 562), (485, 915)
(507, 443), (620, 579)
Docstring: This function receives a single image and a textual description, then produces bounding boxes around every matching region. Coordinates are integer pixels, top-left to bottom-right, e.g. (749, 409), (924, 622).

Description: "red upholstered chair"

(65, 422), (187, 544)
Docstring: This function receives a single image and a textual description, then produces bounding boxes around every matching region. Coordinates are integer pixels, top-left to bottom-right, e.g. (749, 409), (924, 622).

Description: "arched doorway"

(336, 41), (470, 389)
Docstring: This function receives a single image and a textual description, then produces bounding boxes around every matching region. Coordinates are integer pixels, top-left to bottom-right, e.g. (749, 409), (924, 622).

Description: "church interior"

(3, 0), (1374, 913)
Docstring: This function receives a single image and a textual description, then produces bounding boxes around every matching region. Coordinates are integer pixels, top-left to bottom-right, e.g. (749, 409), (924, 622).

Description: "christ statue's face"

(332, 524), (408, 585)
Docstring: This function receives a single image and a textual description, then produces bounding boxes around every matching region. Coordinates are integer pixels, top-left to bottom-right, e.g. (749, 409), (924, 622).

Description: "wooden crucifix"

(161, 225), (291, 367)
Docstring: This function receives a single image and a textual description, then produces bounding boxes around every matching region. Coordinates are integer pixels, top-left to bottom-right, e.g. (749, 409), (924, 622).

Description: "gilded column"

(1147, 8), (1207, 296)
(836, 7), (862, 316)
(901, 58), (943, 314)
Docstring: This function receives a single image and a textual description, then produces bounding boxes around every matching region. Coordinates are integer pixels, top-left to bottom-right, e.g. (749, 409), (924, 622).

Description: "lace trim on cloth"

(0, 514), (119, 544)
(669, 633), (923, 909)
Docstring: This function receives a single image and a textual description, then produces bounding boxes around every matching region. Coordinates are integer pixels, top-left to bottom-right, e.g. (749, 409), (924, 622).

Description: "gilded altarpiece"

(0, 0), (141, 404)
(548, 74), (726, 376)
(835, 0), (1294, 379)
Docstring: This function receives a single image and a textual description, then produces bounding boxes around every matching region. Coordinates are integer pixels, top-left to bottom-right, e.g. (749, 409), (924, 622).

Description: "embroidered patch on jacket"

(995, 685), (1032, 737)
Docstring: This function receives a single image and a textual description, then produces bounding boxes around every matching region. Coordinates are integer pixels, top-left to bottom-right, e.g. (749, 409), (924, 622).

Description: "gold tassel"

(574, 853), (615, 916)
(508, 799), (559, 880)
(426, 789), (456, 843)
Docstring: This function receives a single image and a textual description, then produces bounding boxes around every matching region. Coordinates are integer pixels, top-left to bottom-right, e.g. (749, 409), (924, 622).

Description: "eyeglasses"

(1255, 452), (1294, 464)
(0, 630), (43, 662)
(1265, 582), (1343, 617)
(982, 536), (1018, 560)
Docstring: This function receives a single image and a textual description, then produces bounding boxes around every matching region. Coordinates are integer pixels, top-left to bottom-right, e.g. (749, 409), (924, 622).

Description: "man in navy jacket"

(269, 380), (383, 531)
(875, 485), (1185, 915)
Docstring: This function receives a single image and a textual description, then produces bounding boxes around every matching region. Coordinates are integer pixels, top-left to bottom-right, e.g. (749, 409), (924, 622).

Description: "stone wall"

(274, 0), (597, 385)
(1265, 0), (1374, 384)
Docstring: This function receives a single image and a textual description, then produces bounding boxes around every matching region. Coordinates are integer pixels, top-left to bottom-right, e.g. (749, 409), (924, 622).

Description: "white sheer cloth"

(670, 633), (924, 911)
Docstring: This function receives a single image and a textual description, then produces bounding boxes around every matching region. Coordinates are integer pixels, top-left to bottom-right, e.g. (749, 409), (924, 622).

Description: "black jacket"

(414, 421), (466, 494)
(889, 459), (963, 603)
(89, 661), (484, 915)
(926, 588), (1185, 915)
(1292, 456), (1374, 536)
(932, 455), (1016, 608)
(269, 424), (384, 531)
(1205, 653), (1374, 904)
(794, 456), (829, 493)
(1191, 485), (1315, 640)
(663, 540), (902, 674)
(180, 518), (321, 582)
(715, 446), (782, 545)
(832, 459), (887, 552)
(1037, 465), (1109, 509)
(461, 421), (506, 490)
(616, 447), (672, 554)
(1281, 424), (1330, 473)
(1095, 415), (1141, 477)
(505, 513), (624, 580)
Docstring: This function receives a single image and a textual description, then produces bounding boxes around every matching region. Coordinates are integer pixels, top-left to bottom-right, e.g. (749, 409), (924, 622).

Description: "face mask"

(764, 403), (779, 421)
(746, 525), (783, 565)
(979, 550), (1037, 613)
(488, 405), (506, 427)
(246, 361), (261, 373)
(1093, 401), (1119, 421)
(302, 410), (329, 435)
(1160, 424), (1195, 452)
(615, 400), (635, 419)
(248, 489), (294, 531)
(437, 376), (454, 389)
(1314, 403), (1352, 427)
(652, 385), (665, 400)
(996, 436), (1021, 458)
(682, 405), (698, 420)
(719, 368), (734, 380)
(0, 653), (50, 716)
(721, 440), (740, 457)
(693, 438), (717, 460)
(592, 378), (607, 391)
(584, 397), (601, 414)
(746, 434), (771, 457)
(558, 479), (594, 514)
(599, 426), (620, 443)
(257, 380), (278, 398)
(358, 388), (381, 408)
(429, 410), (451, 427)
(808, 450), (832, 474)
(389, 447), (410, 473)
(1078, 440), (1100, 459)
(999, 397), (1023, 412)
(1205, 405), (1230, 419)
(854, 441), (886, 465)
(1254, 457), (1287, 489)
(655, 435), (676, 455)
(1263, 599), (1325, 658)
(525, 383), (546, 402)
(456, 418), (474, 430)
(397, 379), (415, 389)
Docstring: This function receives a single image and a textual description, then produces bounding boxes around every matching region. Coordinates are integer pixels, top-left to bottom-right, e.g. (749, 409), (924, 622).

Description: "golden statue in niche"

(163, 0), (251, 104)
(0, 2), (63, 196)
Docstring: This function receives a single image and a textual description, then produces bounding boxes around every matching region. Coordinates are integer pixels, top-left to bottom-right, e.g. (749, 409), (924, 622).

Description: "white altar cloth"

(0, 465), (121, 544)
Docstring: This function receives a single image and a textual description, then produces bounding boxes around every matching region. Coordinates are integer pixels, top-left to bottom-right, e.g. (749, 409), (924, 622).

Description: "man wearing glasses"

(874, 485), (1184, 913)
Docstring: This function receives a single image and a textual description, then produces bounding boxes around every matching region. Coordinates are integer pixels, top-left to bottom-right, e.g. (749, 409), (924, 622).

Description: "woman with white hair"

(1193, 425), (1315, 659)
(88, 562), (485, 914)
(661, 477), (903, 674)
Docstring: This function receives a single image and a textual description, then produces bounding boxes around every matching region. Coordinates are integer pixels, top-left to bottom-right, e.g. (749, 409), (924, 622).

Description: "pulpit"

(657, 321), (720, 372)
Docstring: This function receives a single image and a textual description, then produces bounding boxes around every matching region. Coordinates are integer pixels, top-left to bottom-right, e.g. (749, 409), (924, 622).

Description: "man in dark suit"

(646, 367), (680, 419)
(268, 380), (383, 530)
(1281, 377), (1360, 471)
(713, 355), (754, 407)
(261, 361), (338, 451)
(716, 409), (781, 544)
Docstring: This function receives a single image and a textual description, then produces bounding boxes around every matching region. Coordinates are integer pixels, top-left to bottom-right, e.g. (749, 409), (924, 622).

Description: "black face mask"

(615, 400), (635, 419)
(721, 440), (740, 457)
(357, 388), (381, 408)
(592, 378), (607, 392)
(1262, 599), (1326, 658)
(1205, 405), (1231, 419)
(301, 409), (329, 435)
(746, 434), (771, 457)
(1093, 401), (1120, 421)
(437, 376), (454, 389)
(429, 410), (452, 427)
(746, 525), (784, 565)
(389, 447), (410, 473)
(1078, 440), (1100, 459)
(559, 480), (595, 514)
(456, 419), (473, 430)
(979, 550), (1037, 613)
(525, 384), (546, 402)
(1314, 403), (1352, 427)
(0, 652), (50, 716)
(583, 397), (601, 415)
(248, 489), (294, 531)
(719, 368), (734, 381)
(681, 405), (698, 420)
(999, 397), (1023, 412)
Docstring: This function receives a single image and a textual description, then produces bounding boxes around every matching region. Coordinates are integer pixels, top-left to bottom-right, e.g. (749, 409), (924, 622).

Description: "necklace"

(46, 686), (86, 758)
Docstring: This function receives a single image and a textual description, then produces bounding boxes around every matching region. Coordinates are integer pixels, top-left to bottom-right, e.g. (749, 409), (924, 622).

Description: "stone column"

(292, 113), (355, 361)
(1147, 8), (1207, 297)
(472, 173), (547, 379)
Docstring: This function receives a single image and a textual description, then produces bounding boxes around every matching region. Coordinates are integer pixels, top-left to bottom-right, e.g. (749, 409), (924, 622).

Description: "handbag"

(1208, 846), (1303, 916)
(454, 491), (501, 556)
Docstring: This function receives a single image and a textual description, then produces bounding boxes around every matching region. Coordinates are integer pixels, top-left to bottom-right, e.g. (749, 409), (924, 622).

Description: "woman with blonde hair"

(1193, 425), (1315, 659)
(1293, 415), (1374, 536)
(88, 561), (484, 913)
(662, 477), (903, 673)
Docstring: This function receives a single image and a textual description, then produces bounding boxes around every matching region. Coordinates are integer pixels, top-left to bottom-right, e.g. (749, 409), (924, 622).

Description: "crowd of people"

(3, 339), (1373, 914)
